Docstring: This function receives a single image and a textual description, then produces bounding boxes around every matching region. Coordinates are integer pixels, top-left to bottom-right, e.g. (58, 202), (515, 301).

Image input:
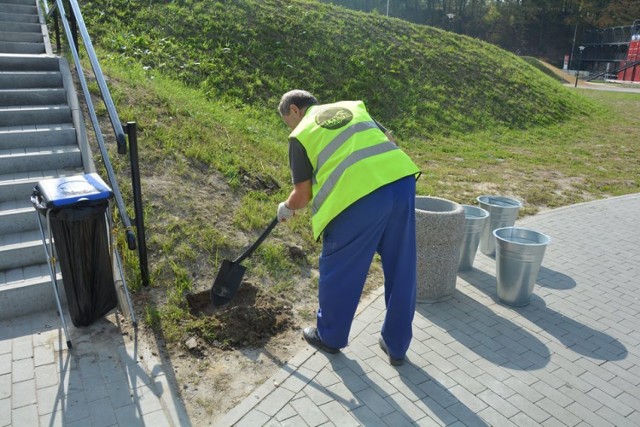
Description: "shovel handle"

(234, 217), (279, 264)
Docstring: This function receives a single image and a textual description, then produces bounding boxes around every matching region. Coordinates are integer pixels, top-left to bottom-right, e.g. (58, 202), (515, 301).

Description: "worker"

(276, 90), (420, 366)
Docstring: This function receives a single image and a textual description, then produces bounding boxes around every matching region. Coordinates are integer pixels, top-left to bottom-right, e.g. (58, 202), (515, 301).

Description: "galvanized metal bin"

(458, 205), (490, 271)
(478, 195), (522, 257)
(493, 226), (551, 306)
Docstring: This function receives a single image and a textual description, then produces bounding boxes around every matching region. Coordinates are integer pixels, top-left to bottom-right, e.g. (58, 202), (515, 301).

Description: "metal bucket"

(477, 195), (522, 257)
(457, 205), (490, 271)
(493, 227), (551, 306)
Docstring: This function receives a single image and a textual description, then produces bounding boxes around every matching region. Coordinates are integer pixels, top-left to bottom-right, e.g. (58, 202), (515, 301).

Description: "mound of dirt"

(186, 282), (294, 349)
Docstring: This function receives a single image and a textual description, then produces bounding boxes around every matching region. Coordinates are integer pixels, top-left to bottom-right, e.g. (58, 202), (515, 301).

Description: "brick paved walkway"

(219, 193), (640, 426)
(0, 311), (188, 426)
(2, 194), (639, 426)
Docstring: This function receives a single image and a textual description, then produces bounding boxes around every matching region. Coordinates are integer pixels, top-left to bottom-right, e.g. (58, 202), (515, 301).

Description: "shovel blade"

(210, 260), (247, 307)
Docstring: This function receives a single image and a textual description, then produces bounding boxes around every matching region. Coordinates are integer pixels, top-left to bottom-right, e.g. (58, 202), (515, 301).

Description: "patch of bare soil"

(128, 283), (310, 426)
(185, 284), (293, 349)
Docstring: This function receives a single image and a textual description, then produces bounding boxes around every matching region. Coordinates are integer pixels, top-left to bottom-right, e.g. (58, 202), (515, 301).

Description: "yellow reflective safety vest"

(289, 100), (420, 240)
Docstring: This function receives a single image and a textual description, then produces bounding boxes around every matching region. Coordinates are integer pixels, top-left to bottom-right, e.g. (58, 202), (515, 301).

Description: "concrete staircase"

(0, 0), (92, 319)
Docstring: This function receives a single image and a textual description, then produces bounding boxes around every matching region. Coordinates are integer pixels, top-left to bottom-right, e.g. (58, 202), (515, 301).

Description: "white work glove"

(277, 202), (295, 222)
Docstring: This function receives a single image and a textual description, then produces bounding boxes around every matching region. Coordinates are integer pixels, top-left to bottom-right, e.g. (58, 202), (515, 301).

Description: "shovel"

(210, 217), (279, 307)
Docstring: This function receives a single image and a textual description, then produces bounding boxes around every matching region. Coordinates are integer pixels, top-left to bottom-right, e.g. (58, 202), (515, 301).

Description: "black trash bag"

(45, 199), (117, 327)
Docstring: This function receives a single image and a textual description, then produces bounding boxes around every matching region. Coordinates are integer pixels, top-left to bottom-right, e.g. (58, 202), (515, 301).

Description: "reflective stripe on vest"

(312, 141), (399, 214)
(314, 120), (379, 182)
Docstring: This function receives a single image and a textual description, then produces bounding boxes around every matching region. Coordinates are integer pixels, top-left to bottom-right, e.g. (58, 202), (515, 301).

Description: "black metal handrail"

(586, 60), (640, 82)
(40, 0), (149, 287)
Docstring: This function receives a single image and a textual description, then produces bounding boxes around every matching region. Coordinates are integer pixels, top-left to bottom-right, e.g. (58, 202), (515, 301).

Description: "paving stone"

(39, 410), (63, 427)
(278, 414), (307, 426)
(12, 379), (36, 409)
(355, 388), (395, 418)
(385, 391), (427, 422)
(536, 397), (581, 426)
(12, 404), (38, 427)
(86, 397), (118, 427)
(134, 385), (164, 415)
(274, 403), (297, 422)
(280, 367), (315, 394)
(114, 404), (144, 426)
(0, 339), (10, 356)
(0, 398), (10, 427)
(255, 387), (296, 416)
(291, 395), (329, 426)
(447, 369), (486, 395)
(34, 362), (58, 389)
(510, 411), (544, 427)
(587, 387), (634, 417)
(332, 367), (368, 393)
(0, 354), (11, 375)
(11, 338), (33, 361)
(141, 409), (171, 427)
(419, 380), (460, 409)
(477, 389), (519, 418)
(33, 345), (54, 367)
(565, 401), (614, 427)
(0, 374), (10, 400)
(301, 380), (335, 406)
(318, 400), (359, 427)
(351, 403), (385, 426)
(61, 391), (89, 423)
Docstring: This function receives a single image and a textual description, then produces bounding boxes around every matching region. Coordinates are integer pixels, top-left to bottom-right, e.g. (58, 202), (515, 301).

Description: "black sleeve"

(288, 138), (313, 184)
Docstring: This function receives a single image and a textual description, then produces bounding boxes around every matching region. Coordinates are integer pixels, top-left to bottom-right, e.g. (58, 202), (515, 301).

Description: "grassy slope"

(83, 0), (591, 136)
(78, 0), (639, 340)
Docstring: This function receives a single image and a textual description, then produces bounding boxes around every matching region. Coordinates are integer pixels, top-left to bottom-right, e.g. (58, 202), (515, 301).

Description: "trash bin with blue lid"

(31, 174), (121, 346)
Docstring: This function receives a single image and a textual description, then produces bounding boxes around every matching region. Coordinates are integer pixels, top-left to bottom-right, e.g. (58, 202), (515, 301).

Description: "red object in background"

(618, 35), (640, 82)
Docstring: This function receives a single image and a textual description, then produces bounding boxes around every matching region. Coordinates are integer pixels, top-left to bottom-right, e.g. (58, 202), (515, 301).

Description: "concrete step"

(0, 12), (38, 23)
(0, 55), (59, 71)
(0, 228), (46, 270)
(0, 21), (40, 33)
(0, 263), (62, 320)
(0, 105), (71, 126)
(0, 143), (82, 174)
(0, 0), (37, 6)
(0, 40), (45, 54)
(0, 197), (37, 234)
(0, 123), (76, 149)
(0, 3), (36, 14)
(0, 31), (43, 43)
(0, 88), (66, 106)
(0, 70), (62, 89)
(0, 167), (85, 203)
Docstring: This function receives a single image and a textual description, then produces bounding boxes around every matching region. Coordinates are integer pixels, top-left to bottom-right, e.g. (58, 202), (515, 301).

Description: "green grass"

(83, 0), (592, 138)
(77, 0), (640, 343)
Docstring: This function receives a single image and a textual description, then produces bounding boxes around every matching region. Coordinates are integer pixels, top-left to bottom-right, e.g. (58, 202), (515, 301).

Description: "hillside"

(82, 0), (592, 137)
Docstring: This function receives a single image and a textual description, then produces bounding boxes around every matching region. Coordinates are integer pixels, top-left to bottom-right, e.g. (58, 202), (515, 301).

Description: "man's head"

(278, 90), (318, 130)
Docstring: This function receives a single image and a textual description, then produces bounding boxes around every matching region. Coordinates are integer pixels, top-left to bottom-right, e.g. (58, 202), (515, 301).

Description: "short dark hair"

(278, 90), (319, 116)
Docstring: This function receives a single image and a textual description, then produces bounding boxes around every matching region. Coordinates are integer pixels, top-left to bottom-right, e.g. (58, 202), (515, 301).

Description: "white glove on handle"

(277, 202), (295, 222)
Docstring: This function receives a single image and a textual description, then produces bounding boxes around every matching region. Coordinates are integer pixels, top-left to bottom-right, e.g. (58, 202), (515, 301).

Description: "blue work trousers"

(316, 175), (417, 359)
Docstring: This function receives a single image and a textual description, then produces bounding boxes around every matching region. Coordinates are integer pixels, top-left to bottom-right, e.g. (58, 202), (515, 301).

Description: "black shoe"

(379, 337), (405, 366)
(303, 327), (340, 354)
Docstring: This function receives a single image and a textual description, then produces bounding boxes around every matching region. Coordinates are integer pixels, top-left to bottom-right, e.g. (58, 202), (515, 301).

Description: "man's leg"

(377, 176), (417, 359)
(316, 186), (393, 349)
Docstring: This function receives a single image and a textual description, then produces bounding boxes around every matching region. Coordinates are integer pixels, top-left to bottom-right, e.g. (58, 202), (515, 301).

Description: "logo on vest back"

(315, 107), (353, 130)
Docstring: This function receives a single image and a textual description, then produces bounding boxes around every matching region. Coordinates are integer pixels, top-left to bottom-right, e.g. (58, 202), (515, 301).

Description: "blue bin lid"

(34, 173), (113, 208)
